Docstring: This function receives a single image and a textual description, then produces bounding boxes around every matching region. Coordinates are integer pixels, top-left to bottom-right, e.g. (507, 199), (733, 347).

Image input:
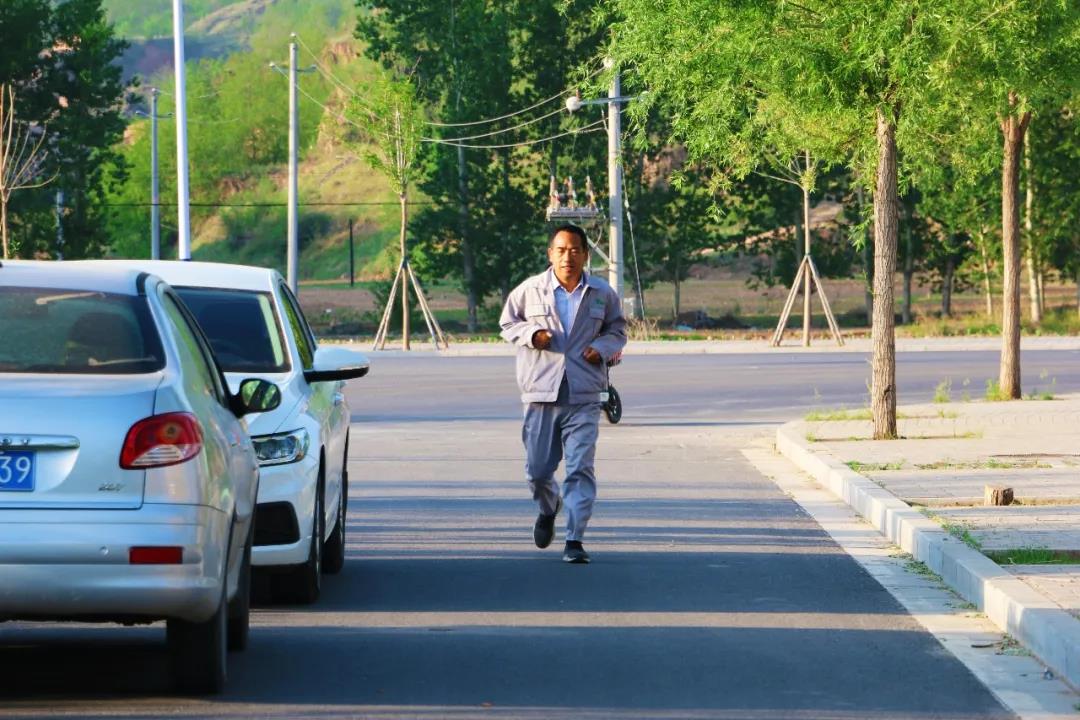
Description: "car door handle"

(333, 392), (345, 407)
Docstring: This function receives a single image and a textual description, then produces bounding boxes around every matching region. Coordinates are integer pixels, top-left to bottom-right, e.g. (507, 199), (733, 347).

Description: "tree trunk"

(1024, 131), (1042, 325)
(902, 222), (913, 324)
(999, 99), (1030, 399)
(802, 183), (812, 347)
(399, 193), (410, 351)
(673, 255), (681, 321)
(858, 185), (874, 323)
(980, 234), (994, 318)
(457, 146), (478, 333)
(871, 107), (899, 440)
(942, 258), (954, 317)
(1076, 268), (1080, 320)
(1, 197), (8, 260)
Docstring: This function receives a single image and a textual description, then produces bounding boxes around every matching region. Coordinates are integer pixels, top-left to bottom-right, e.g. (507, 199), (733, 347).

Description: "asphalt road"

(3, 348), (1077, 718)
(351, 348), (1080, 423)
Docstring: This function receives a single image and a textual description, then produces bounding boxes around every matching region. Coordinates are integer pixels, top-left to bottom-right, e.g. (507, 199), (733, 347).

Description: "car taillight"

(120, 412), (203, 469)
(129, 546), (184, 564)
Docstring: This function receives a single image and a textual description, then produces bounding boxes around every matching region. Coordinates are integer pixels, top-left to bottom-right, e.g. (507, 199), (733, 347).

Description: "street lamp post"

(171, 0), (192, 260)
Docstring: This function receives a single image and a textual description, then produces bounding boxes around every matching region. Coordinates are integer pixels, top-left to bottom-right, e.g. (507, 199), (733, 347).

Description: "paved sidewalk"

(777, 393), (1080, 689)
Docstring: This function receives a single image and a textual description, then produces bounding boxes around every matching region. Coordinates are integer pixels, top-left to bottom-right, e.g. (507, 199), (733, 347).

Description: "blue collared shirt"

(552, 270), (587, 336)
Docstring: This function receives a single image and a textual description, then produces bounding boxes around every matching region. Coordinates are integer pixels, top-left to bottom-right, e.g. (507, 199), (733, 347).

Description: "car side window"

(279, 284), (314, 370)
(161, 292), (228, 406)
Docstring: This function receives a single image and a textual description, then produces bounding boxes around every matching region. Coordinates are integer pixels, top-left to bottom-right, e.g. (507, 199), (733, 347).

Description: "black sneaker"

(562, 540), (590, 564)
(533, 496), (562, 549)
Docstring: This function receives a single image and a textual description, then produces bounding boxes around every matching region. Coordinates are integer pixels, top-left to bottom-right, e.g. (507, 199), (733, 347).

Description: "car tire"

(323, 439), (348, 575)
(226, 519), (253, 651)
(168, 557), (228, 694)
(273, 466), (323, 605)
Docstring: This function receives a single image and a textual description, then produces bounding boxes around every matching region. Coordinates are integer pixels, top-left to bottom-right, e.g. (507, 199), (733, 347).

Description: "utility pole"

(171, 0), (192, 260)
(565, 62), (640, 304)
(272, 37), (314, 293)
(606, 60), (624, 302)
(150, 88), (161, 260)
(287, 40), (299, 293)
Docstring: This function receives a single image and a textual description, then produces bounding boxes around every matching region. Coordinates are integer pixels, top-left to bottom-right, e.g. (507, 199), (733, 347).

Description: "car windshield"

(0, 286), (165, 374)
(175, 287), (289, 373)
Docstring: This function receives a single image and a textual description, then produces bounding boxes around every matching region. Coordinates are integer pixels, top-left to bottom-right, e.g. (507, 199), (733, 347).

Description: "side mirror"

(233, 378), (282, 416)
(304, 346), (370, 384)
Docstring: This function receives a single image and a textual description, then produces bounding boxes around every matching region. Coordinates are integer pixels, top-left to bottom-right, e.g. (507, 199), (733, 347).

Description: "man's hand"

(583, 347), (603, 365)
(532, 329), (553, 350)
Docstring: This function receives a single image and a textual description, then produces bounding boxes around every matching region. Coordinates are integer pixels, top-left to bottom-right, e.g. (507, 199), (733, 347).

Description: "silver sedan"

(0, 260), (280, 694)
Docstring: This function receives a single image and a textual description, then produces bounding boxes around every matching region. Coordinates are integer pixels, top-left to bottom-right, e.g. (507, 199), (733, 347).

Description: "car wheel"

(323, 484), (346, 575)
(273, 467), (323, 604)
(323, 439), (348, 575)
(226, 519), (253, 651)
(168, 561), (228, 694)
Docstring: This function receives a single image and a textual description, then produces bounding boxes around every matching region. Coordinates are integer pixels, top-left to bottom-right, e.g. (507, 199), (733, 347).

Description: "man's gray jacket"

(500, 269), (627, 404)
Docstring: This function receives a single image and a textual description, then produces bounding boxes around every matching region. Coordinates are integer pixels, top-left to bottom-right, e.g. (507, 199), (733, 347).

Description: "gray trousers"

(522, 379), (601, 542)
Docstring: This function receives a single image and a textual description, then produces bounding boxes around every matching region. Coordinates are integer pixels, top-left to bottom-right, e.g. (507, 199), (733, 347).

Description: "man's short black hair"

(549, 224), (588, 252)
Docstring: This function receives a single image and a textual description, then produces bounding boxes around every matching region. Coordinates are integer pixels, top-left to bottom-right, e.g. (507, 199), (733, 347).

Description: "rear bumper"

(0, 504), (229, 623)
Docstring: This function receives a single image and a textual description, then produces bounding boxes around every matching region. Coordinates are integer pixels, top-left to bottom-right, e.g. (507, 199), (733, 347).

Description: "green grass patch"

(805, 408), (872, 421)
(914, 459), (1050, 471)
(985, 379), (1010, 402)
(985, 548), (1080, 565)
(933, 378), (952, 404)
(846, 460), (905, 472)
(921, 509), (982, 549)
(904, 557), (943, 581)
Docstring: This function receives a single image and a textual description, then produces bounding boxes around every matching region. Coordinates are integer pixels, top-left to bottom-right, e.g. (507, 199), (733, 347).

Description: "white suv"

(72, 261), (369, 604)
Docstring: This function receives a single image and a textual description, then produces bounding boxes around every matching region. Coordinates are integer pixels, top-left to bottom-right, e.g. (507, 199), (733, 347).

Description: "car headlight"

(251, 428), (310, 466)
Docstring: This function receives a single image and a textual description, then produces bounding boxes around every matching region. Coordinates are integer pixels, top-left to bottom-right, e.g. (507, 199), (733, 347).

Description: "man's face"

(548, 230), (587, 287)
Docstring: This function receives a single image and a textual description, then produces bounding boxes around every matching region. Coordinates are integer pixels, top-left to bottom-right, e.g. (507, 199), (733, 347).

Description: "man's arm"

(499, 283), (546, 349)
(587, 285), (628, 362)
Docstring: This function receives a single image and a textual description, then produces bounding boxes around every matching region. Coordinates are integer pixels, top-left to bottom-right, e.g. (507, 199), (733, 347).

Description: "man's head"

(547, 224), (588, 289)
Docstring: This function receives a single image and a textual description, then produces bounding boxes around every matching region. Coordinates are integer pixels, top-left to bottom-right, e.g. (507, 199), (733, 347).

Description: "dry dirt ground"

(298, 266), (1079, 337)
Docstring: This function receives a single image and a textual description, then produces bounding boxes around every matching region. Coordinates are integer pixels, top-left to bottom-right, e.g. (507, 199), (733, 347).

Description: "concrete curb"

(327, 336), (1080, 358)
(776, 420), (1080, 690)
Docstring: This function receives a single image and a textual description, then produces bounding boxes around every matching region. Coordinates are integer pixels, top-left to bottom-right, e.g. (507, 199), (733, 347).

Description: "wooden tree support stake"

(771, 254), (844, 347)
(372, 259), (448, 351)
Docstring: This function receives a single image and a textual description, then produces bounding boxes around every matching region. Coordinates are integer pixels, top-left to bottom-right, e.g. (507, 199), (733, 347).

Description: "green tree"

(0, 0), (127, 259)
(631, 166), (719, 320)
(610, 0), (963, 439)
(357, 0), (608, 331)
(343, 70), (426, 348)
(946, 0), (1080, 398)
(1027, 104), (1080, 319)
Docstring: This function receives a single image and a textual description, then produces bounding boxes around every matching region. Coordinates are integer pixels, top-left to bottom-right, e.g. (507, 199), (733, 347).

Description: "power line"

(292, 78), (602, 150)
(424, 106), (564, 142)
(103, 201), (434, 207)
(294, 33), (600, 129)
(152, 87), (223, 101)
(425, 119), (605, 149)
(294, 35), (381, 115)
(424, 65), (602, 128)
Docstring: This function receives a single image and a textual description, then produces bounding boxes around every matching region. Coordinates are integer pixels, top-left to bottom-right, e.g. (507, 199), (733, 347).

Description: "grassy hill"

(104, 0), (401, 283)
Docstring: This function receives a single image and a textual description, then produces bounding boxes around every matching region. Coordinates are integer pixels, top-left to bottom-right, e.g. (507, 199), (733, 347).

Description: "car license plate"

(0, 450), (35, 491)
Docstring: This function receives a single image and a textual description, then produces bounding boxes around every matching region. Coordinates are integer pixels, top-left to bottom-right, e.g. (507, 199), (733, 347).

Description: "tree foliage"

(0, 0), (127, 259)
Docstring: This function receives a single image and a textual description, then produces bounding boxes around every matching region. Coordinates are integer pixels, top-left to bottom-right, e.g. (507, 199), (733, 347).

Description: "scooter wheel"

(604, 385), (622, 424)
